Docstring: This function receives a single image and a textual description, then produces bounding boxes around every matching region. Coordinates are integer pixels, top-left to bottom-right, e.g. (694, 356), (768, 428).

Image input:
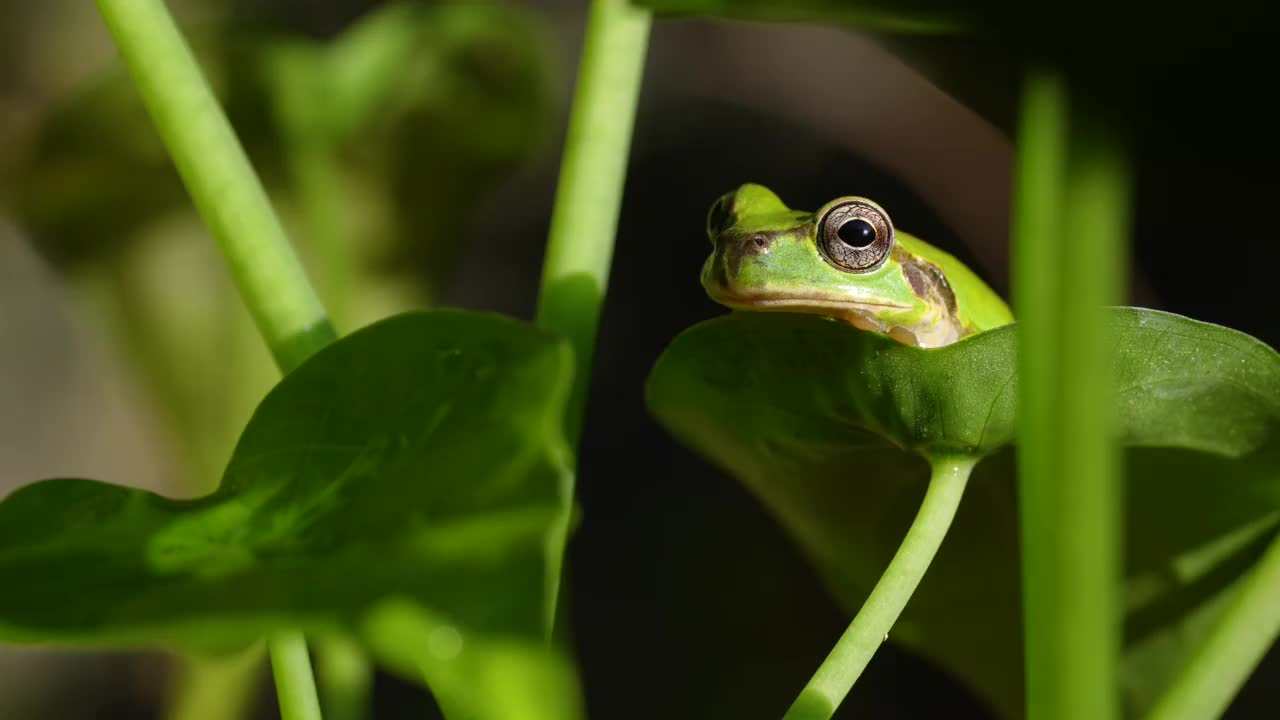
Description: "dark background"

(0, 1), (1276, 718)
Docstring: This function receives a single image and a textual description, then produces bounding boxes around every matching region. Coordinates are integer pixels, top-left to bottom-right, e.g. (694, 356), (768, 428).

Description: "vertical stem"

(92, 0), (333, 716)
(1146, 532), (1280, 720)
(1012, 64), (1069, 719)
(315, 634), (374, 720)
(92, 0), (335, 370)
(289, 141), (350, 326)
(167, 644), (265, 720)
(533, 0), (650, 640)
(270, 632), (324, 720)
(534, 0), (651, 451)
(783, 457), (977, 720)
(265, 44), (354, 329)
(1013, 65), (1128, 720)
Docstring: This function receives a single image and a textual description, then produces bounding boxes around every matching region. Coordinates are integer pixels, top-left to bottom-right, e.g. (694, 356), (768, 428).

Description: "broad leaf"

(646, 308), (1279, 717)
(0, 309), (580, 719)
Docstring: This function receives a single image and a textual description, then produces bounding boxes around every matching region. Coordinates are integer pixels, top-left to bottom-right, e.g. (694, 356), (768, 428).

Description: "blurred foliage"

(8, 65), (189, 268)
(2, 0), (554, 300)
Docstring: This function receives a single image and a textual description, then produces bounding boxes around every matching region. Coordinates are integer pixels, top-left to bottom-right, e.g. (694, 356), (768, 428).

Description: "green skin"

(702, 183), (1013, 348)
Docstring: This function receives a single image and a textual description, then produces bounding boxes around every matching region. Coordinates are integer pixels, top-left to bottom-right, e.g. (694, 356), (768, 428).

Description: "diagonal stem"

(92, 0), (335, 717)
(535, 0), (651, 451)
(1146, 529), (1280, 720)
(92, 0), (335, 370)
(783, 456), (976, 720)
(270, 631), (324, 720)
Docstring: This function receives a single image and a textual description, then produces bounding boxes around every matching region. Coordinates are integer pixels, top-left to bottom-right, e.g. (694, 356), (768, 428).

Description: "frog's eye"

(818, 198), (894, 273)
(706, 192), (735, 241)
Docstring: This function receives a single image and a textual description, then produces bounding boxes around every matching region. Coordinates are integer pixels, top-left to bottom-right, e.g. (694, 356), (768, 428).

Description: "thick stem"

(534, 0), (651, 451)
(1146, 531), (1280, 720)
(533, 0), (650, 639)
(315, 634), (373, 720)
(270, 632), (324, 720)
(93, 0), (334, 715)
(783, 457), (976, 720)
(167, 644), (265, 720)
(92, 0), (335, 370)
(1012, 65), (1128, 720)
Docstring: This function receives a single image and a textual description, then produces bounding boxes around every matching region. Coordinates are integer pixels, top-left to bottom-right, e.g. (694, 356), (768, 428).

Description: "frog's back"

(895, 230), (1013, 334)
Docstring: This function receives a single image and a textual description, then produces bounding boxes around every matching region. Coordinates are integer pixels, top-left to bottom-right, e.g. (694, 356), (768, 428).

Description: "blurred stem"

(783, 457), (975, 720)
(534, 0), (651, 451)
(270, 632), (324, 720)
(168, 644), (265, 720)
(92, 256), (215, 490)
(1146, 532), (1280, 720)
(267, 48), (377, 720)
(314, 634), (374, 720)
(265, 44), (355, 330)
(289, 141), (351, 328)
(1012, 65), (1128, 720)
(93, 0), (336, 370)
(94, 0), (335, 715)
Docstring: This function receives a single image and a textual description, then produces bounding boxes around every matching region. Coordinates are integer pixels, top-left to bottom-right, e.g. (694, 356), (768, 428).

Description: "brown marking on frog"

(894, 249), (960, 324)
(722, 233), (757, 278)
(901, 259), (931, 299)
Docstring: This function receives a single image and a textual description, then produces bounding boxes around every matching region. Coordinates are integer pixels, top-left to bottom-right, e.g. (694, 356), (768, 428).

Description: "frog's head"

(701, 183), (935, 342)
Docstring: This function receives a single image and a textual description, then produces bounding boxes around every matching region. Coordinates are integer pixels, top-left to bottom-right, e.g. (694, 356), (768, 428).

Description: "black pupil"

(837, 218), (876, 248)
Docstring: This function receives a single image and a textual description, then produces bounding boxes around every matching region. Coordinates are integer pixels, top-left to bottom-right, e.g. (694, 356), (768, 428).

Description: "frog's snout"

(703, 231), (777, 297)
(726, 230), (774, 264)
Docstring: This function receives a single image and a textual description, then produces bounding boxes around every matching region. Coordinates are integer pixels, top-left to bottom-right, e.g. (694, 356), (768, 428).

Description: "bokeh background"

(1, 1), (1276, 718)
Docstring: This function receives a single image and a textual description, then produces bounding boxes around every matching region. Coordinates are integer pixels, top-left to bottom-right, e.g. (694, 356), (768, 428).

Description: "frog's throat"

(709, 292), (911, 313)
(711, 291), (965, 348)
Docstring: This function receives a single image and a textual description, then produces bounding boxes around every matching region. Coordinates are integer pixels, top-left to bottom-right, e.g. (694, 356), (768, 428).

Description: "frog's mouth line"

(710, 291), (911, 313)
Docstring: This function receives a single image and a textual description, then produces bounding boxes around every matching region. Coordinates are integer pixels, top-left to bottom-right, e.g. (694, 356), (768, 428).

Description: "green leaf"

(645, 307), (1279, 718)
(0, 309), (580, 719)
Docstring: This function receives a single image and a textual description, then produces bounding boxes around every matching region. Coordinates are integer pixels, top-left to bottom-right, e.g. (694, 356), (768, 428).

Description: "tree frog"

(702, 183), (1013, 348)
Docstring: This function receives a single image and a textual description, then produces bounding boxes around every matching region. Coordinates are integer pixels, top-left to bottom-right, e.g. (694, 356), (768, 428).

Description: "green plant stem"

(94, 0), (334, 715)
(168, 643), (265, 720)
(91, 256), (215, 490)
(289, 141), (350, 323)
(93, 0), (336, 370)
(315, 634), (374, 720)
(1146, 531), (1280, 720)
(263, 45), (379, 720)
(1012, 65), (1128, 720)
(532, 0), (649, 645)
(534, 0), (651, 450)
(265, 44), (354, 329)
(782, 457), (976, 720)
(270, 632), (324, 720)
